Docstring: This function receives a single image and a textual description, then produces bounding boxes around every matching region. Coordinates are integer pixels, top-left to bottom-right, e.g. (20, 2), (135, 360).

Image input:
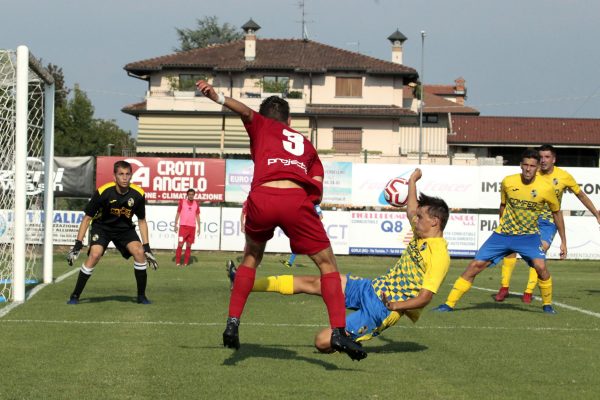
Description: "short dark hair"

(521, 148), (540, 163)
(186, 188), (195, 194)
(113, 160), (132, 173)
(259, 96), (290, 123)
(537, 144), (556, 156)
(418, 193), (450, 231)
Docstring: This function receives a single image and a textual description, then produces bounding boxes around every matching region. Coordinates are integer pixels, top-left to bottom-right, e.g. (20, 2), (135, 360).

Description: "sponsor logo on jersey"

(266, 158), (307, 174)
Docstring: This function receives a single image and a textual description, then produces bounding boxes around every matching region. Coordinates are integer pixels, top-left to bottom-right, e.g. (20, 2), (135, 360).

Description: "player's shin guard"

(252, 275), (294, 294)
(134, 262), (148, 296)
(228, 265), (256, 319)
(501, 256), (517, 287)
(446, 276), (472, 308)
(320, 272), (346, 328)
(71, 265), (93, 298)
(525, 267), (538, 294)
(538, 276), (553, 305)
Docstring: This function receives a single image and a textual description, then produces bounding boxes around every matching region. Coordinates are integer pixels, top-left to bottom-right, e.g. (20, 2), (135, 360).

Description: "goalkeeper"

(227, 169), (451, 351)
(66, 160), (158, 305)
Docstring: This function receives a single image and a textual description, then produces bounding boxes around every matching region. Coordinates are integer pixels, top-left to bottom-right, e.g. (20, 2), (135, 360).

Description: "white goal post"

(0, 46), (55, 303)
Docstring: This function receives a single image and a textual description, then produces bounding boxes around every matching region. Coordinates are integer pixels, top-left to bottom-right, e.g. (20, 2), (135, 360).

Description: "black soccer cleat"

(66, 295), (79, 305)
(226, 260), (237, 289)
(223, 317), (240, 350)
(137, 295), (151, 304)
(330, 328), (367, 361)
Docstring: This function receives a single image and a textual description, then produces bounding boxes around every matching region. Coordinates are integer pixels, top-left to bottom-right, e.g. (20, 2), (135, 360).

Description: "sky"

(2, 0), (600, 136)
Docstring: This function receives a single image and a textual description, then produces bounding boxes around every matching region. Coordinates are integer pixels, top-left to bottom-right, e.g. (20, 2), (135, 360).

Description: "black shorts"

(89, 224), (141, 259)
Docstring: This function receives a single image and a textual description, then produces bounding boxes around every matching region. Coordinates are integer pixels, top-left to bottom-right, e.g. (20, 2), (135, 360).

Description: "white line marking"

(471, 285), (600, 318)
(0, 319), (598, 332)
(0, 268), (79, 319)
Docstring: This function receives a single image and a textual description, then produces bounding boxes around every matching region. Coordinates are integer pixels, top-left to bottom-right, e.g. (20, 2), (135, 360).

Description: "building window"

(424, 114), (438, 123)
(335, 77), (362, 97)
(178, 74), (207, 91)
(333, 128), (362, 153)
(261, 76), (289, 94)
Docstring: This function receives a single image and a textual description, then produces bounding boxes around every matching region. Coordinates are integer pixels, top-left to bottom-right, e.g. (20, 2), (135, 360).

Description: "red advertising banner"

(96, 157), (225, 202)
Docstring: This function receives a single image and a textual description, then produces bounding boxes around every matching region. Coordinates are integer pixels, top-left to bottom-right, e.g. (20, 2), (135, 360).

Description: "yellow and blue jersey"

(370, 217), (450, 322)
(538, 167), (580, 223)
(496, 174), (560, 235)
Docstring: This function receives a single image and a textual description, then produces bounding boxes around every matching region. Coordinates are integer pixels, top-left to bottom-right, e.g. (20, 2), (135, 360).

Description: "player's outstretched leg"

(223, 317), (240, 349)
(330, 328), (367, 361)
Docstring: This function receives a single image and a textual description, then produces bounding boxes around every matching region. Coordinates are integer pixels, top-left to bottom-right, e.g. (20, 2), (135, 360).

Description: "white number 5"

(282, 129), (305, 156)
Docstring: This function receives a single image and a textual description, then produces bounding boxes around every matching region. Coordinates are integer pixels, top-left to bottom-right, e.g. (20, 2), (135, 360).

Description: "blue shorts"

(538, 218), (557, 245)
(475, 232), (545, 267)
(344, 275), (393, 341)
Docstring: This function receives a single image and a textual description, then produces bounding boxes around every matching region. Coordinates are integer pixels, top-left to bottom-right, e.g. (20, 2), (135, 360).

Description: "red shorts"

(178, 225), (196, 244)
(245, 186), (330, 255)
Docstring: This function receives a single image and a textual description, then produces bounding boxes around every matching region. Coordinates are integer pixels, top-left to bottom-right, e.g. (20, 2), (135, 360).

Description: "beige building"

(123, 20), (479, 163)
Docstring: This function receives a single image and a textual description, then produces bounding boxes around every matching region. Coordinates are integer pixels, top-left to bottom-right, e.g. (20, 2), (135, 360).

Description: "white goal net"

(0, 46), (55, 303)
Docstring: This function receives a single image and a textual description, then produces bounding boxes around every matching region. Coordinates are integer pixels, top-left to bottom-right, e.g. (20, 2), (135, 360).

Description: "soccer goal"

(0, 46), (55, 303)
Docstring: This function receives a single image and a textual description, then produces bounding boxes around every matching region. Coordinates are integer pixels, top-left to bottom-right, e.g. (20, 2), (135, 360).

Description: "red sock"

(175, 246), (182, 264)
(183, 246), (192, 265)
(228, 265), (256, 319)
(320, 272), (346, 328)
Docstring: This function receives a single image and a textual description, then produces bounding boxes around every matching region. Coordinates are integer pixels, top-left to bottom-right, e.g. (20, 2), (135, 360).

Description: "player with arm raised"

(66, 160), (157, 305)
(434, 148), (566, 314)
(495, 144), (600, 303)
(227, 169), (451, 350)
(197, 80), (366, 360)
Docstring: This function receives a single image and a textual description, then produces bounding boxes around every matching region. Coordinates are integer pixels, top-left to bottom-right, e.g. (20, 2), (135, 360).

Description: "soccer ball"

(384, 177), (409, 207)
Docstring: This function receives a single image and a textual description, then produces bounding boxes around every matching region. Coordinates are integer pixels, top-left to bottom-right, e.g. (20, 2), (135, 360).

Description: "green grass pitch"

(1, 251), (599, 399)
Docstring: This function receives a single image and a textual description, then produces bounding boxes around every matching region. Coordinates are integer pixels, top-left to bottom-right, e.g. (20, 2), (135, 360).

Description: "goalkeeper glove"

(67, 240), (83, 266)
(143, 243), (159, 270)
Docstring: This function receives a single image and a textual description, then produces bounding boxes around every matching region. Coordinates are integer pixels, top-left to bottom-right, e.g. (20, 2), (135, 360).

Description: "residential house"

(123, 20), (478, 164)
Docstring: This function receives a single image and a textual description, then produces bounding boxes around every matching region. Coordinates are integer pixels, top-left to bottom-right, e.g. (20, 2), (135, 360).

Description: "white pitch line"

(0, 319), (598, 332)
(0, 268), (79, 319)
(471, 285), (600, 319)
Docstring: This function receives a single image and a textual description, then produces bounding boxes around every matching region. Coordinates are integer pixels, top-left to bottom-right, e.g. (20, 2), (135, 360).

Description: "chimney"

(454, 77), (466, 105)
(241, 18), (261, 61)
(387, 29), (407, 64)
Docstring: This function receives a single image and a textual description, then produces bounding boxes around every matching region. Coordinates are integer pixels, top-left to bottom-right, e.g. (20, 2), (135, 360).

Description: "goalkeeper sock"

(320, 272), (346, 328)
(446, 276), (472, 308)
(524, 267), (538, 294)
(183, 246), (192, 265)
(501, 256), (517, 287)
(134, 262), (148, 296)
(228, 265), (256, 319)
(538, 276), (553, 305)
(253, 275), (294, 294)
(71, 265), (93, 298)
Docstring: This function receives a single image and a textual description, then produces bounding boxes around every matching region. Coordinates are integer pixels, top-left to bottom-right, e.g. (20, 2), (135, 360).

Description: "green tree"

(175, 16), (243, 51)
(46, 63), (70, 109)
(54, 85), (134, 157)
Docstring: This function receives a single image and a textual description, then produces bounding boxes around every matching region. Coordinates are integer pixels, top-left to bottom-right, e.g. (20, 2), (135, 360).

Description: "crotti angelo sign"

(96, 157), (225, 202)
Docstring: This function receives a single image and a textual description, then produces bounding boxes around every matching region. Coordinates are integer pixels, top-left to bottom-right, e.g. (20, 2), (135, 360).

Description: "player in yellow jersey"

(227, 169), (451, 351)
(433, 148), (566, 314)
(495, 144), (600, 304)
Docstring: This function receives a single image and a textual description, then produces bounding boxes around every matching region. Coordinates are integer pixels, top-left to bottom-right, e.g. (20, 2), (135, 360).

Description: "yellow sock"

(446, 276), (472, 308)
(501, 257), (517, 287)
(252, 275), (294, 295)
(538, 276), (553, 305)
(524, 267), (538, 294)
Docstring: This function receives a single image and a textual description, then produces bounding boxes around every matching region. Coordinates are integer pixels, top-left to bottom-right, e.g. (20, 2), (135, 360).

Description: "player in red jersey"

(197, 80), (366, 360)
(174, 188), (201, 267)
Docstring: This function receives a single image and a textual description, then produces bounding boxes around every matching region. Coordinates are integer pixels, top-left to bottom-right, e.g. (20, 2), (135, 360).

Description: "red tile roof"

(450, 116), (600, 145)
(403, 86), (479, 115)
(125, 39), (418, 77)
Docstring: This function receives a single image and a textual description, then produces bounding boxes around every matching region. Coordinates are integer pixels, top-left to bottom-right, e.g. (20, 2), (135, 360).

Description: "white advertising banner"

(351, 164), (481, 209)
(547, 216), (600, 260)
(144, 205), (221, 251)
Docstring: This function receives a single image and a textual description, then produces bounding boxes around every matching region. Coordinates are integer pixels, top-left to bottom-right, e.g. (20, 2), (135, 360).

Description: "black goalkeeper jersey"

(84, 182), (146, 231)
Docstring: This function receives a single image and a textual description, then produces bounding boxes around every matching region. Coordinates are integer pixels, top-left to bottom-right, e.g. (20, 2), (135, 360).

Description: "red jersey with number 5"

(244, 111), (324, 200)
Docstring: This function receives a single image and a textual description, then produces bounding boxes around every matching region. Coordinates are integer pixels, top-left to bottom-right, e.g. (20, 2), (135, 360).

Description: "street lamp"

(418, 30), (426, 165)
(107, 143), (115, 156)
